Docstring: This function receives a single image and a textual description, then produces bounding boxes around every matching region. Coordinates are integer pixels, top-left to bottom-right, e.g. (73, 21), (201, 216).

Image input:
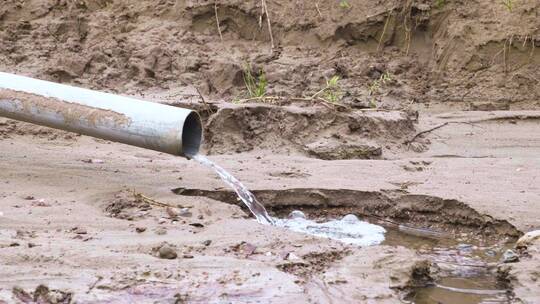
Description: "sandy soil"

(1, 0), (540, 303)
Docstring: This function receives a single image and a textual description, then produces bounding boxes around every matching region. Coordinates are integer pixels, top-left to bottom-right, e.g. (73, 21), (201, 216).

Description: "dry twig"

(261, 0), (275, 49)
(214, 1), (223, 42)
(404, 121), (476, 145)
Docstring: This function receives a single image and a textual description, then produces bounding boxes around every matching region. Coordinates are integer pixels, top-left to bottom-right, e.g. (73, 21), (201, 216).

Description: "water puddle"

(191, 154), (512, 303)
(383, 226), (512, 304)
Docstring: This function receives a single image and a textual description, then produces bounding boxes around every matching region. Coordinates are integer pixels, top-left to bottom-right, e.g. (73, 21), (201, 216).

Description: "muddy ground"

(1, 0), (540, 303)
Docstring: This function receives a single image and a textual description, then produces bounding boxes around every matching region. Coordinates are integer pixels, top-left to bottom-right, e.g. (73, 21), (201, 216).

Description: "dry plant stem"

(315, 2), (323, 18)
(132, 190), (191, 209)
(530, 40), (535, 63)
(196, 87), (215, 114)
(503, 38), (508, 73)
(234, 95), (348, 110)
(261, 0), (275, 49)
(404, 121), (476, 145)
(214, 1), (223, 42)
(403, 2), (413, 55)
(378, 12), (392, 52)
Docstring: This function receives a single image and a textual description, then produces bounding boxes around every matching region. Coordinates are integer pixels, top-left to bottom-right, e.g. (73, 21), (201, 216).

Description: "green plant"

(501, 0), (513, 11)
(339, 0), (351, 9)
(368, 72), (392, 108)
(434, 0), (445, 9)
(323, 75), (342, 103)
(242, 64), (267, 98)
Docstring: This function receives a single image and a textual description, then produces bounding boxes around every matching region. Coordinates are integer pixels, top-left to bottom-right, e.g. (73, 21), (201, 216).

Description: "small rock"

(158, 245), (177, 259)
(516, 230), (540, 248)
(73, 227), (87, 234)
(158, 218), (167, 224)
(502, 249), (519, 263)
(166, 207), (179, 219)
(182, 254), (194, 259)
(154, 227), (167, 235)
(485, 249), (497, 257)
(82, 159), (104, 164)
(24, 196), (35, 200)
(135, 227), (147, 233)
(32, 199), (50, 207)
(202, 240), (212, 246)
(189, 223), (204, 228)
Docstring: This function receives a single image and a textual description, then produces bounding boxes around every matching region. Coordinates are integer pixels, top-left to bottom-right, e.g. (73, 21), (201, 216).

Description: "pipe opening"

(182, 111), (203, 157)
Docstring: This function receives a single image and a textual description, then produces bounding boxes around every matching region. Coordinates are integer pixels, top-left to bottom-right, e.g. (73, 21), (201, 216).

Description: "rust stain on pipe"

(0, 88), (131, 128)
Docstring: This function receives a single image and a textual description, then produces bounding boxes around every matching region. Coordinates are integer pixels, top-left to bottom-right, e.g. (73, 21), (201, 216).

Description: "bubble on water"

(341, 214), (360, 223)
(289, 210), (306, 219)
(275, 216), (386, 246)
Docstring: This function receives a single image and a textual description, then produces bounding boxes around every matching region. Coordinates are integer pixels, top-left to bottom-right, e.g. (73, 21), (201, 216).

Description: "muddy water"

(192, 155), (511, 303)
(383, 226), (512, 304)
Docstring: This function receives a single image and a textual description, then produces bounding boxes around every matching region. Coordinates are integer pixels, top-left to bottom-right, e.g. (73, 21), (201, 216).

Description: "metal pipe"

(0, 72), (202, 157)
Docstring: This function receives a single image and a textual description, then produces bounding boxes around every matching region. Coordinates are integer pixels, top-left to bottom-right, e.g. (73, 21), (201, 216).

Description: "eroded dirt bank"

(1, 0), (540, 303)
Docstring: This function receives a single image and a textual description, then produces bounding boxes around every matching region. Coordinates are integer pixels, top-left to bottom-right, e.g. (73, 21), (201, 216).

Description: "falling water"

(191, 154), (275, 225)
(190, 154), (387, 246)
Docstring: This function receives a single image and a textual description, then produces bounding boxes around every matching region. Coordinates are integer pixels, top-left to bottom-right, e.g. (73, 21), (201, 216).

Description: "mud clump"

(204, 104), (415, 159)
(277, 250), (351, 280)
(157, 244), (178, 260)
(12, 285), (73, 304)
(104, 190), (151, 221)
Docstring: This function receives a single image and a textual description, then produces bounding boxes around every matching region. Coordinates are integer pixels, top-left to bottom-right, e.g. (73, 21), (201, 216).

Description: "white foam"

(275, 213), (386, 246)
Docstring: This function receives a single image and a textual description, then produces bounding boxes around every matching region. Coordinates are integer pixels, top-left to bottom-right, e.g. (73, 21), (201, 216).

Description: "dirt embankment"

(1, 0), (539, 108)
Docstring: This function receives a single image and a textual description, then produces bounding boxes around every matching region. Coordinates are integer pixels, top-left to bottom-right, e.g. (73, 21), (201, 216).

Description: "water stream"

(192, 154), (386, 246)
(191, 154), (275, 225)
(191, 154), (511, 303)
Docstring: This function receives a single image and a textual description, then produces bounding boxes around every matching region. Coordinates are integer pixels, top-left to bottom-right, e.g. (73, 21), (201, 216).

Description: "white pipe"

(0, 72), (202, 157)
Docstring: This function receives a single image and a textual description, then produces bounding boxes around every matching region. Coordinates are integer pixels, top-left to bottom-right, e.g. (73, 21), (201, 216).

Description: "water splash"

(276, 212), (386, 246)
(191, 154), (275, 225)
(191, 154), (386, 246)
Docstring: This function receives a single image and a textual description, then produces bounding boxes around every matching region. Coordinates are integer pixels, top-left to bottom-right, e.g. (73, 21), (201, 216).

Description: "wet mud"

(1, 0), (540, 303)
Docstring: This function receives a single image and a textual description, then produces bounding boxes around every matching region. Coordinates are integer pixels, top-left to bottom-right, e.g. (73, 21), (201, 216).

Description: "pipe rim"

(182, 111), (202, 157)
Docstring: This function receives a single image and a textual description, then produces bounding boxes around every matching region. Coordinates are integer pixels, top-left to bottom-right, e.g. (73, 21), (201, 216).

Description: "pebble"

(154, 228), (167, 235)
(516, 230), (540, 248)
(135, 227), (147, 233)
(158, 218), (167, 224)
(202, 240), (212, 246)
(73, 227), (87, 235)
(502, 249), (519, 263)
(158, 245), (177, 259)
